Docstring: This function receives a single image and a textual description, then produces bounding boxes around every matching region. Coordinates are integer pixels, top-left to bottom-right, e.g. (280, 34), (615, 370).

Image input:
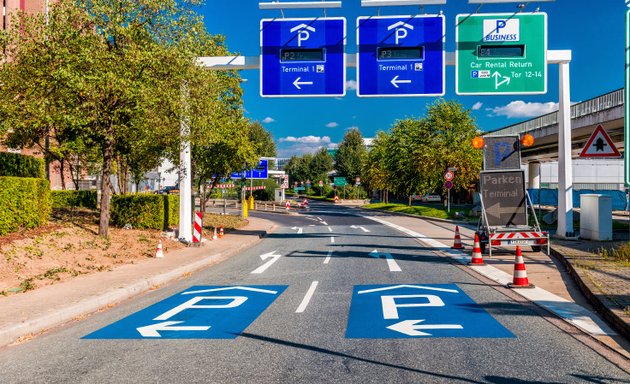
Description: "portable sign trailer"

(475, 135), (549, 255)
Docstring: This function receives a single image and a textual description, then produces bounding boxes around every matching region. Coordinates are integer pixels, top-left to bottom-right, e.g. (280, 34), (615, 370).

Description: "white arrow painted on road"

(492, 71), (511, 89)
(292, 226), (303, 234)
(391, 75), (412, 88)
(370, 249), (401, 272)
(251, 251), (282, 274)
(351, 225), (370, 233)
(137, 321), (211, 338)
(293, 77), (313, 90)
(387, 319), (463, 336)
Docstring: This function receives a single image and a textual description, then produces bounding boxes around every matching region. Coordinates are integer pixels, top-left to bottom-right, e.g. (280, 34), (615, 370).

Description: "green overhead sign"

(456, 13), (547, 95)
(333, 177), (348, 186)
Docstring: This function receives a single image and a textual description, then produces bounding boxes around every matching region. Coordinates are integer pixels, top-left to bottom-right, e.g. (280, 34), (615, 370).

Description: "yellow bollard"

(248, 194), (255, 210)
(242, 198), (248, 218)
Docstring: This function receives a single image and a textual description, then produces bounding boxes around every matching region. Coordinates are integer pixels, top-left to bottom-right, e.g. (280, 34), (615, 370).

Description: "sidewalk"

(0, 216), (275, 348)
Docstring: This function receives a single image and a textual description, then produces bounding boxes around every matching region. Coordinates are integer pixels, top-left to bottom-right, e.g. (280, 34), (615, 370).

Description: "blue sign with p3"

(346, 284), (513, 338)
(83, 285), (286, 339)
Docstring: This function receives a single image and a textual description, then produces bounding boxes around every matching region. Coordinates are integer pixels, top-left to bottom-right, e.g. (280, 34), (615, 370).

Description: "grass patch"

(202, 213), (248, 231)
(598, 243), (630, 266)
(363, 203), (472, 221)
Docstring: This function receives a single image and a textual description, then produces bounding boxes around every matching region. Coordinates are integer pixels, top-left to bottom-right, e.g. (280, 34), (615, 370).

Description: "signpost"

(444, 179), (453, 213)
(231, 160), (269, 179)
(480, 170), (527, 227)
(357, 15), (445, 97)
(260, 18), (346, 97)
(625, 9), (630, 186)
(579, 125), (621, 158)
(456, 13), (547, 95)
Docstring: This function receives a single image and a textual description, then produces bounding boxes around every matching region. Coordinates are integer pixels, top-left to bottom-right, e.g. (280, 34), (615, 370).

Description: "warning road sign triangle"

(579, 125), (621, 158)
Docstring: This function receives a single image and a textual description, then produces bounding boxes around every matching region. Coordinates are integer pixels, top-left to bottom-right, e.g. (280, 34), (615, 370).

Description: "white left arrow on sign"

(293, 77), (314, 90)
(387, 319), (463, 336)
(251, 251), (282, 274)
(391, 75), (411, 89)
(137, 321), (210, 338)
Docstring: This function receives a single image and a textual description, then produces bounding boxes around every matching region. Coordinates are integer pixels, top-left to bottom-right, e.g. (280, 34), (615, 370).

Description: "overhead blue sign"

(346, 284), (514, 338)
(260, 17), (346, 97)
(357, 15), (445, 97)
(83, 285), (286, 339)
(231, 159), (268, 179)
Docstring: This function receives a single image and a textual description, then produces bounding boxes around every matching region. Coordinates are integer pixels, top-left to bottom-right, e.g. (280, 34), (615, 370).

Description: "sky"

(201, 0), (628, 157)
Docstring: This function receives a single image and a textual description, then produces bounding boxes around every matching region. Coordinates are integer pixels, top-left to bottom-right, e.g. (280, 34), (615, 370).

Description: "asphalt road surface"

(0, 202), (628, 383)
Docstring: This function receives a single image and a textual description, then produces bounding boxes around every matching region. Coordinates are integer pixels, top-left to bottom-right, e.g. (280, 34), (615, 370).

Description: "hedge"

(0, 152), (45, 178)
(0, 177), (51, 236)
(51, 190), (97, 209)
(111, 194), (179, 230)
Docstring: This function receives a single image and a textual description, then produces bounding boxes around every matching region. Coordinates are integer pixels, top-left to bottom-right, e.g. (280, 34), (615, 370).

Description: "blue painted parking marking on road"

(346, 284), (514, 339)
(83, 285), (287, 339)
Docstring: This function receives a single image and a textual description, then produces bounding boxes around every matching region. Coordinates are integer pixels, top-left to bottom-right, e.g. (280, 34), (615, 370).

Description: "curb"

(549, 246), (630, 340)
(0, 224), (273, 348)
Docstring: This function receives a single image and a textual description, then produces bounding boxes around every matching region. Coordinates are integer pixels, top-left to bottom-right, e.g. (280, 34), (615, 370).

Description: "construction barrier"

(192, 212), (202, 243)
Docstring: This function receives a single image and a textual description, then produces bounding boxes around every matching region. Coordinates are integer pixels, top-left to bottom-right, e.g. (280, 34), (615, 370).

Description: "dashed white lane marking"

(295, 281), (319, 313)
(362, 215), (616, 337)
(327, 226), (333, 232)
(330, 236), (335, 243)
(321, 221), (328, 226)
(324, 250), (333, 264)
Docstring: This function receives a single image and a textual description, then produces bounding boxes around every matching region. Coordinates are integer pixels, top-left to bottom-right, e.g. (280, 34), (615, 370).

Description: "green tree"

(334, 128), (367, 183)
(248, 121), (277, 158)
(363, 131), (390, 203)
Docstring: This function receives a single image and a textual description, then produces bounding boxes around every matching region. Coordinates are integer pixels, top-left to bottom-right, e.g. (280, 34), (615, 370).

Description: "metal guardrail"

(490, 88), (624, 136)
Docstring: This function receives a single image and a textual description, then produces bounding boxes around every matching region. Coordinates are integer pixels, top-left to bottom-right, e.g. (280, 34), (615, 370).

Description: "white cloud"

(262, 117), (275, 124)
(487, 101), (558, 118)
(277, 135), (333, 157)
(279, 135), (331, 144)
(471, 102), (483, 111)
(326, 122), (339, 128)
(345, 80), (357, 91)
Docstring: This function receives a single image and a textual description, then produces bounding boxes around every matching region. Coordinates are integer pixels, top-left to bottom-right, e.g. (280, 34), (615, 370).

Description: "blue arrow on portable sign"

(83, 285), (287, 339)
(346, 284), (514, 338)
(261, 17), (346, 97)
(357, 15), (445, 97)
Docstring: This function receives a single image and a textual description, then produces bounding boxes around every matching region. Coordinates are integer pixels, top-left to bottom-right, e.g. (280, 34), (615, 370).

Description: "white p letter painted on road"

(154, 296), (248, 321)
(381, 294), (445, 320)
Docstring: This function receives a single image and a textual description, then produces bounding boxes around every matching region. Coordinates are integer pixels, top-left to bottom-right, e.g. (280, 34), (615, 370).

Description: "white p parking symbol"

(381, 294), (445, 319)
(297, 30), (310, 47)
(395, 27), (408, 45)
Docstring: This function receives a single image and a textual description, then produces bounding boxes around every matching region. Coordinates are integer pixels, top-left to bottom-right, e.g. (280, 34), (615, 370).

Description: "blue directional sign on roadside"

(346, 284), (514, 338)
(232, 159), (269, 180)
(260, 17), (346, 97)
(83, 285), (286, 339)
(357, 15), (445, 97)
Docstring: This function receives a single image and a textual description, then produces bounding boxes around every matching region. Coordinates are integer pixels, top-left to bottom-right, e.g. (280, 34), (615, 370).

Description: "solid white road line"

(295, 281), (319, 313)
(362, 214), (616, 337)
(324, 250), (333, 264)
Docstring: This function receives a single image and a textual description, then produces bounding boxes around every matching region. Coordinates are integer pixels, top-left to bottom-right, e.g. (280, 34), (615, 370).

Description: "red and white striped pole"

(192, 211), (202, 243)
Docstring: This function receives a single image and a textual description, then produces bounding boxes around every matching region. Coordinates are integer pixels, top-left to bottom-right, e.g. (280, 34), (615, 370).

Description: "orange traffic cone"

(155, 240), (164, 258)
(219, 226), (224, 238)
(507, 246), (535, 288)
(468, 233), (485, 265)
(452, 225), (464, 249)
(212, 227), (218, 241)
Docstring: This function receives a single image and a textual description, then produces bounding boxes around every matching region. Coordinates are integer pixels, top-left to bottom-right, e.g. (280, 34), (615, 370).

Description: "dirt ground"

(0, 209), (246, 296)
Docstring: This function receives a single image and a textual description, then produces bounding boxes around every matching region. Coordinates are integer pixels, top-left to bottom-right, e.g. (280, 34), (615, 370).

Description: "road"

(0, 202), (627, 383)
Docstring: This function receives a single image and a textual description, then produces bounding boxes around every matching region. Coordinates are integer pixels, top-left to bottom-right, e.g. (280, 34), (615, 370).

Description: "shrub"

(111, 194), (179, 230)
(51, 190), (97, 209)
(0, 152), (45, 178)
(0, 177), (51, 236)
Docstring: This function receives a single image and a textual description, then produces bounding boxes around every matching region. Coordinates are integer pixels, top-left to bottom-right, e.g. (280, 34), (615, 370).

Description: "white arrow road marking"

(391, 75), (412, 88)
(324, 250), (333, 264)
(137, 321), (211, 338)
(295, 281), (319, 313)
(387, 320), (463, 337)
(358, 284), (459, 295)
(292, 226), (303, 234)
(350, 225), (370, 233)
(182, 286), (278, 295)
(293, 77), (313, 90)
(251, 251), (282, 274)
(492, 71), (511, 89)
(369, 249), (401, 272)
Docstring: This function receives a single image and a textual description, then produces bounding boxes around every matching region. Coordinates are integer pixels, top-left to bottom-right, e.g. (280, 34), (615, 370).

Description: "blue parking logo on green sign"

(346, 284), (514, 339)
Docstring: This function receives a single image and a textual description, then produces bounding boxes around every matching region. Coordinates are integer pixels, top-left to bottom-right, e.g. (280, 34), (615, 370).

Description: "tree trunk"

(59, 159), (67, 190)
(99, 140), (115, 238)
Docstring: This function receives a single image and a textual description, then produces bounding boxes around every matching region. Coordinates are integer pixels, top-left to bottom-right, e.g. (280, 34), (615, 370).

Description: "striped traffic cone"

(452, 225), (464, 249)
(212, 227), (218, 241)
(507, 246), (535, 288)
(468, 233), (485, 266)
(155, 240), (164, 258)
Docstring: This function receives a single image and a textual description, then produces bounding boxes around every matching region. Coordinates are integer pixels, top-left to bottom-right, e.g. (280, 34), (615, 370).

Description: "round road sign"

(444, 171), (454, 181)
(444, 180), (453, 190)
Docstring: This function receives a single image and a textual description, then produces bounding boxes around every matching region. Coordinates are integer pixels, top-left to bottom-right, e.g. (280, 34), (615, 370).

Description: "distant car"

(157, 186), (179, 195)
(420, 193), (441, 203)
